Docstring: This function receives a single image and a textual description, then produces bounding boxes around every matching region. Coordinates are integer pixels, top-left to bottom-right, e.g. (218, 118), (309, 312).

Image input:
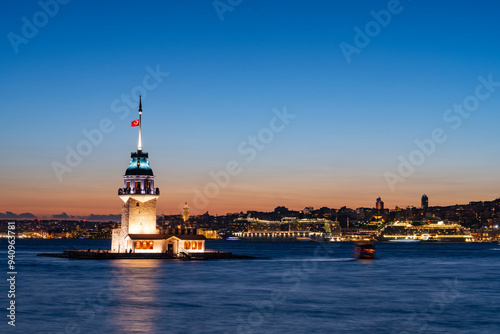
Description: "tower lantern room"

(118, 150), (159, 196)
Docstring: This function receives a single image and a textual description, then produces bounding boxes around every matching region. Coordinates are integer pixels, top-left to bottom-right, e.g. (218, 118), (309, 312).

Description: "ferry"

(378, 222), (473, 242)
(389, 239), (420, 243)
(354, 242), (376, 260)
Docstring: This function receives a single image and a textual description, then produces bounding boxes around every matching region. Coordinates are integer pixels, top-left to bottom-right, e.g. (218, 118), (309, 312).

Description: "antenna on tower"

(138, 96), (142, 151)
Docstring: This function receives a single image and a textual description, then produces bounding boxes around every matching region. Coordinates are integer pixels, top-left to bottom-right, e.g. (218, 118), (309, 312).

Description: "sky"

(1, 0), (500, 217)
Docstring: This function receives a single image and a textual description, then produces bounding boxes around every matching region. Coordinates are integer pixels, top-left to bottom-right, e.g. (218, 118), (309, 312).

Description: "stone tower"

(182, 202), (190, 222)
(111, 97), (160, 253)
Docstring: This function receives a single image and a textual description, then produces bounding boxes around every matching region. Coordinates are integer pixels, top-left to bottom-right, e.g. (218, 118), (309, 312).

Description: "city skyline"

(2, 193), (499, 220)
(2, 1), (500, 216)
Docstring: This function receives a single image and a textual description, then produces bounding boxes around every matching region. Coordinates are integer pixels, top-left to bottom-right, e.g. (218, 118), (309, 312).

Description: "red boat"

(354, 242), (376, 260)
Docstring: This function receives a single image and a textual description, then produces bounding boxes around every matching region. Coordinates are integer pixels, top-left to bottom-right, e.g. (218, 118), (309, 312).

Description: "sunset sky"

(1, 0), (500, 217)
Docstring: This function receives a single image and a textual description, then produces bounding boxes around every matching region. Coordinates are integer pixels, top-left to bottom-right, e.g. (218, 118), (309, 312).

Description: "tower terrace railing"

(118, 187), (160, 195)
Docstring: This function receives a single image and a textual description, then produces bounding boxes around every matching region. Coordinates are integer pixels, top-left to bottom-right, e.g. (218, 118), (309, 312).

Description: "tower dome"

(125, 151), (154, 176)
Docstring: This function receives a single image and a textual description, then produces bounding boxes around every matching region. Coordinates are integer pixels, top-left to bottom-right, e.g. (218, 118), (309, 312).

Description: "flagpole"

(138, 96), (142, 151)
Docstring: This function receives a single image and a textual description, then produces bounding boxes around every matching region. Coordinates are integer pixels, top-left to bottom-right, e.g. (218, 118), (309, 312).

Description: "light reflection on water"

(108, 260), (163, 333)
(5, 240), (500, 333)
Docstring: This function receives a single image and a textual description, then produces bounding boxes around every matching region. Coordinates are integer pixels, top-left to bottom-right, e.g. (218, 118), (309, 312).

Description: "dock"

(37, 249), (256, 260)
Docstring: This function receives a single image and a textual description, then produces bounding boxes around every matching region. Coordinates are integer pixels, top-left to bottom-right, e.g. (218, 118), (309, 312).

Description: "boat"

(378, 222), (473, 242)
(354, 242), (376, 260)
(389, 239), (421, 243)
(226, 237), (241, 241)
(296, 237), (312, 242)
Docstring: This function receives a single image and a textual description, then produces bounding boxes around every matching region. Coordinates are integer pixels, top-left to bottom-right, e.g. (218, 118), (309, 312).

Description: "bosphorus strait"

(5, 239), (500, 333)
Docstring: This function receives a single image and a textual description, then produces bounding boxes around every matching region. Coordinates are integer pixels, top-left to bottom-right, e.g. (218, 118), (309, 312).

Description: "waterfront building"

(111, 98), (205, 255)
(196, 228), (222, 239)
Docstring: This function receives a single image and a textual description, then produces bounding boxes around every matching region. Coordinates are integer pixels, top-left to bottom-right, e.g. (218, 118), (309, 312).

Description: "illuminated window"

(134, 241), (154, 250)
(198, 241), (203, 249)
(184, 241), (191, 249)
(192, 242), (197, 250)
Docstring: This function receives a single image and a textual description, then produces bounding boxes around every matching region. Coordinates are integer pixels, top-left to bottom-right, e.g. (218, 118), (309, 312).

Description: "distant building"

(182, 202), (190, 222)
(422, 194), (429, 209)
(376, 197), (384, 211)
(304, 206), (314, 215)
(274, 206), (290, 216)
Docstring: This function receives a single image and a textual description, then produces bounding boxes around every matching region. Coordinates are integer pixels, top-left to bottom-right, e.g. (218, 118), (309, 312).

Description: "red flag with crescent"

(131, 119), (139, 127)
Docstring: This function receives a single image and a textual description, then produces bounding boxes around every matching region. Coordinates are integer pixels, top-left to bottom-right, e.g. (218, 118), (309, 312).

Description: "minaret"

(111, 97), (160, 253)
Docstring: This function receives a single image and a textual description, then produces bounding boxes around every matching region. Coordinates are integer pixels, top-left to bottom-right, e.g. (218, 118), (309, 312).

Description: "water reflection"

(108, 260), (163, 333)
(14, 241), (500, 333)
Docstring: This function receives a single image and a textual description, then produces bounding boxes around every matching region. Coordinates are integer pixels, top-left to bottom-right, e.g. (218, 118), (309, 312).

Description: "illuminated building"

(197, 229), (222, 239)
(111, 98), (205, 255)
(372, 197), (385, 223)
(182, 202), (190, 222)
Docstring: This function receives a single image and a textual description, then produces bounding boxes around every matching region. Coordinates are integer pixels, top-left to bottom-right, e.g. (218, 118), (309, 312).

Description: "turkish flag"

(131, 119), (139, 127)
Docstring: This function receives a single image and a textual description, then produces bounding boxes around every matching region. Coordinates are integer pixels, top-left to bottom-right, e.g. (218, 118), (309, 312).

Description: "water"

(2, 240), (500, 333)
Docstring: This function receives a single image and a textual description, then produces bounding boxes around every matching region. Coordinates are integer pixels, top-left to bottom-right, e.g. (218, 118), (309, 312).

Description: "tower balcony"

(118, 187), (160, 196)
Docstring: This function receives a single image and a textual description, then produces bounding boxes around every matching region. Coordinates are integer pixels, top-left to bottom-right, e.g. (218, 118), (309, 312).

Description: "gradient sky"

(1, 0), (500, 217)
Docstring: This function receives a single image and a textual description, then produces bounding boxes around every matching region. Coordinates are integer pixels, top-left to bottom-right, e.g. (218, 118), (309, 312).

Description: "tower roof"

(125, 150), (154, 176)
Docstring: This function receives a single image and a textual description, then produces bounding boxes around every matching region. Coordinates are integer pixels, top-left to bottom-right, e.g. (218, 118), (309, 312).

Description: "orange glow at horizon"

(2, 179), (499, 218)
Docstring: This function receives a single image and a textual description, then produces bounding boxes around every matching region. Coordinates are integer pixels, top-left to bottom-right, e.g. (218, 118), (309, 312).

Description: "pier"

(37, 249), (256, 260)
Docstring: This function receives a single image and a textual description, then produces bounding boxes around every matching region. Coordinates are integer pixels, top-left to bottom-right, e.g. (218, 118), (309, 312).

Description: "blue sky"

(1, 0), (500, 216)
